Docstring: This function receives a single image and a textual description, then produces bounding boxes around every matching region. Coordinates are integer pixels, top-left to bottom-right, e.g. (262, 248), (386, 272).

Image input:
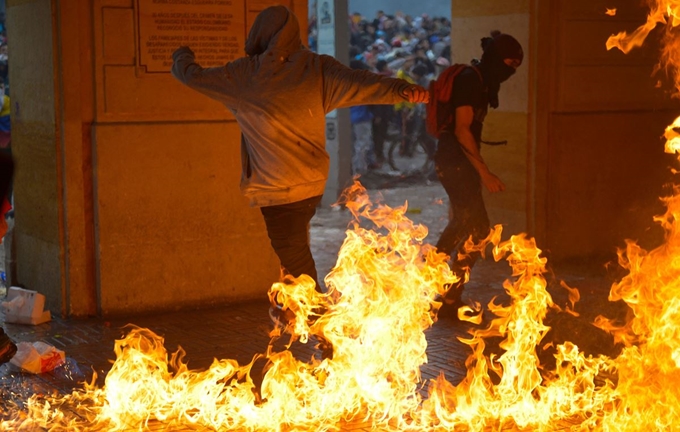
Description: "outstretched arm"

(321, 56), (428, 113)
(454, 105), (505, 193)
(171, 46), (241, 108)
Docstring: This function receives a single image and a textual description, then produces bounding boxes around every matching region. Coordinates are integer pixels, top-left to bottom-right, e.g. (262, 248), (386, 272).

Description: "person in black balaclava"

(474, 30), (523, 109)
(431, 31), (523, 320)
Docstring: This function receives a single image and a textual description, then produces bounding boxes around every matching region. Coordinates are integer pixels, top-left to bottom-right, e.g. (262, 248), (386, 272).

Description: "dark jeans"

(434, 136), (490, 277)
(260, 195), (323, 291)
(372, 118), (389, 164)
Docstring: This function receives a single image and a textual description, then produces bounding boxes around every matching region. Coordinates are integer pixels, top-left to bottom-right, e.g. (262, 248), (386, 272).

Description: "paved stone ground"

(0, 168), (628, 430)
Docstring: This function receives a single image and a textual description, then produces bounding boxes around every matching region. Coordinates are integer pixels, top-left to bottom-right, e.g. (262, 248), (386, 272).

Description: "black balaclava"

(476, 31), (523, 108)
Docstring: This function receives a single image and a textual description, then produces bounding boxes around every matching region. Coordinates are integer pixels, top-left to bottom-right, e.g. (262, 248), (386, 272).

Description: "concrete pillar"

(532, 0), (675, 263)
(7, 0), (310, 317)
(316, 0), (352, 207)
(7, 0), (65, 315)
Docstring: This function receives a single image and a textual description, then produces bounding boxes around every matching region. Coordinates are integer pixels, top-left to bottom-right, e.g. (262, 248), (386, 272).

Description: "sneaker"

(0, 328), (16, 364)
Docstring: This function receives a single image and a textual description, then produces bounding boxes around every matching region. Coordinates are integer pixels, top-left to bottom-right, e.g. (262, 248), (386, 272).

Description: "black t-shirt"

(444, 67), (488, 147)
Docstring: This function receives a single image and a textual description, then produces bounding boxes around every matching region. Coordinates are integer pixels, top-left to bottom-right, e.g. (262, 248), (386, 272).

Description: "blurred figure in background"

(349, 59), (375, 176)
(0, 77), (11, 238)
(0, 136), (16, 365)
(370, 59), (396, 169)
(0, 154), (12, 241)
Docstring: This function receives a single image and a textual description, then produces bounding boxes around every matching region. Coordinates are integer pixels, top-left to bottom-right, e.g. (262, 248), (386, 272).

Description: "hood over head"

(477, 30), (523, 108)
(482, 31), (523, 64)
(245, 6), (303, 57)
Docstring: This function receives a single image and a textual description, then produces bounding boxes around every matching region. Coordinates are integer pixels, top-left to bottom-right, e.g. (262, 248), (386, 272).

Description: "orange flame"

(1, 183), (460, 430)
(606, 1), (669, 53)
(599, 1), (680, 429)
(5, 1), (680, 426)
(607, 0), (680, 94)
(420, 228), (616, 430)
(0, 195), (624, 430)
(0, 184), (618, 430)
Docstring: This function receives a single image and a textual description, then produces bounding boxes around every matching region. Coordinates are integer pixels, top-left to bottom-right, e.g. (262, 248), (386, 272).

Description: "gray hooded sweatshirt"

(172, 6), (413, 207)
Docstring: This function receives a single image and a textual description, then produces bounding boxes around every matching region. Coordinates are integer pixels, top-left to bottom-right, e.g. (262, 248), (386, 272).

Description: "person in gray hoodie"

(171, 5), (428, 318)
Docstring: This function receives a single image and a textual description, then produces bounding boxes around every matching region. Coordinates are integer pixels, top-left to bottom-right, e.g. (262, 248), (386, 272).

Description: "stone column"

(7, 0), (65, 315)
(316, 0), (352, 207)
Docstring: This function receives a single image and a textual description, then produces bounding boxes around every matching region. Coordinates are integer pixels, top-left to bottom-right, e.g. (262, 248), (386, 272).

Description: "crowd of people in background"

(308, 7), (452, 175)
(0, 10), (11, 241)
(0, 12), (8, 93)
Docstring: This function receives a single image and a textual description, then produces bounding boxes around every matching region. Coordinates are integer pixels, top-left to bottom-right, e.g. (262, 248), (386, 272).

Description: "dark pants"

(260, 195), (323, 291)
(0, 152), (13, 202)
(372, 118), (389, 164)
(434, 136), (490, 278)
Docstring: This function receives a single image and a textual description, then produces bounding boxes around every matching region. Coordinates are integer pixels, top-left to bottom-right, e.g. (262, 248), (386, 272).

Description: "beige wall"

(451, 0), (530, 236)
(8, 0), (308, 317)
(94, 122), (278, 315)
(7, 0), (64, 314)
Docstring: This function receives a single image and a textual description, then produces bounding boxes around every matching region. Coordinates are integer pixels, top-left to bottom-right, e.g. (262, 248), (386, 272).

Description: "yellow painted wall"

(483, 111), (528, 236)
(94, 123), (279, 315)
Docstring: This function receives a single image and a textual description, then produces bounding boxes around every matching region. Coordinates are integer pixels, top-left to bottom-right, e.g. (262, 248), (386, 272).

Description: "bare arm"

(454, 105), (505, 193)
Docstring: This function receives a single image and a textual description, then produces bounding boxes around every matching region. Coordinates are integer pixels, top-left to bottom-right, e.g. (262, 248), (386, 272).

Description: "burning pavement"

(0, 180), (634, 430)
(3, 2), (680, 429)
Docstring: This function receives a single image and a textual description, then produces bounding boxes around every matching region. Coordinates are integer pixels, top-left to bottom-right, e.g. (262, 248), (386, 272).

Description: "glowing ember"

(5, 2), (680, 429)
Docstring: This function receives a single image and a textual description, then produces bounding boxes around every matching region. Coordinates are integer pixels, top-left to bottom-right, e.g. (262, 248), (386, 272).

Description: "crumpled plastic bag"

(10, 341), (65, 374)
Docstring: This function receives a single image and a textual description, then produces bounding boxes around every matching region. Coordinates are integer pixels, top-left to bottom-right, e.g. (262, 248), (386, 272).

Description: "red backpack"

(426, 64), (482, 138)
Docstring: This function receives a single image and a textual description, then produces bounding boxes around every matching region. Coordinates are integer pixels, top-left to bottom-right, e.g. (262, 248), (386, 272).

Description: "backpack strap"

(481, 139), (508, 146)
(426, 64), (482, 138)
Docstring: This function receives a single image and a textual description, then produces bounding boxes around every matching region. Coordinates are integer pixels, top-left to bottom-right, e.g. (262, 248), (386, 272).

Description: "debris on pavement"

(2, 287), (51, 325)
(10, 341), (65, 374)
